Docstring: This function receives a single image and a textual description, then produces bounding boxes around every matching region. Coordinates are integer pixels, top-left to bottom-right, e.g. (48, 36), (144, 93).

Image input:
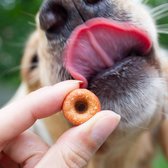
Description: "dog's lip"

(63, 17), (152, 88)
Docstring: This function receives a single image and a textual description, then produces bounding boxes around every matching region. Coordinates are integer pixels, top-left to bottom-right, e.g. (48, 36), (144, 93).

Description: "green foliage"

(0, 0), (41, 85)
(153, 149), (168, 168)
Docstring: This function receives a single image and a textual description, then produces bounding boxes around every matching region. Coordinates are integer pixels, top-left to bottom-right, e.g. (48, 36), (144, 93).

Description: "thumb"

(36, 111), (120, 168)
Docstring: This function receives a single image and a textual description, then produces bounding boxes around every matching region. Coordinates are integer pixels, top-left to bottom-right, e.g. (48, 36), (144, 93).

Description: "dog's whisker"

(21, 11), (36, 18)
(28, 21), (36, 27)
(157, 24), (168, 35)
(20, 63), (38, 71)
(142, 0), (149, 4)
(151, 3), (168, 13)
(151, 3), (168, 18)
(157, 24), (168, 29)
(157, 29), (168, 35)
(0, 63), (38, 79)
(155, 12), (168, 20)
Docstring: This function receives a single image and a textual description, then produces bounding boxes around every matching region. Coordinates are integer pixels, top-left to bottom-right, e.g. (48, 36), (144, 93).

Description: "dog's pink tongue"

(64, 18), (151, 88)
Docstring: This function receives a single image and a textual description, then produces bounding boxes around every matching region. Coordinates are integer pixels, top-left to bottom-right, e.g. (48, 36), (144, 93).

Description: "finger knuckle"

(61, 144), (88, 168)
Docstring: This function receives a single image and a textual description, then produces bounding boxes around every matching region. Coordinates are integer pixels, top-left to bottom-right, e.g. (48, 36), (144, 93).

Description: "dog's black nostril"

(39, 2), (68, 34)
(85, 0), (101, 4)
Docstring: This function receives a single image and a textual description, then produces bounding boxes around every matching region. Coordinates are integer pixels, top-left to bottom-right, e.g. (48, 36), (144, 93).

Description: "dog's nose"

(39, 1), (68, 34)
(39, 0), (105, 38)
(85, 0), (100, 4)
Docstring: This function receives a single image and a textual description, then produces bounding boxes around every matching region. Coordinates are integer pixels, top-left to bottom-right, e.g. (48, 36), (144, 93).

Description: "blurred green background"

(0, 0), (42, 106)
(0, 0), (168, 167)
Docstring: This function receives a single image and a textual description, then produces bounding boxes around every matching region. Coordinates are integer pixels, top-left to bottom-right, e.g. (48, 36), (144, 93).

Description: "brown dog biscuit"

(63, 89), (101, 125)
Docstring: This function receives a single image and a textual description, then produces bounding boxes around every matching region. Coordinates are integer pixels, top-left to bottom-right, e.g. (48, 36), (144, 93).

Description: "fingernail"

(54, 80), (83, 87)
(91, 111), (120, 144)
(62, 80), (83, 84)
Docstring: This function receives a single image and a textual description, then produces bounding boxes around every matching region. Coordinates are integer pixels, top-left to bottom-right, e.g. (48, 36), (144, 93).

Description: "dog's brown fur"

(17, 0), (168, 167)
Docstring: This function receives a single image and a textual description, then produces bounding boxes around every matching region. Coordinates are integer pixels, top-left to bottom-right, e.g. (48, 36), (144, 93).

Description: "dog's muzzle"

(38, 0), (162, 131)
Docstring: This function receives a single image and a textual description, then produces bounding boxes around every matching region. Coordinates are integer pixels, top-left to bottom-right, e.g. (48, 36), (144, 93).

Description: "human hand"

(0, 80), (120, 168)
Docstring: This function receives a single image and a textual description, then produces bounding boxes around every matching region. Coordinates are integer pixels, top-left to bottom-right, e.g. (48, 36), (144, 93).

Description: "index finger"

(0, 80), (80, 144)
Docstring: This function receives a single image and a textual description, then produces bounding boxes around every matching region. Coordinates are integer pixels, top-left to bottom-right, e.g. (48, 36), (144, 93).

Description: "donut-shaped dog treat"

(63, 89), (101, 125)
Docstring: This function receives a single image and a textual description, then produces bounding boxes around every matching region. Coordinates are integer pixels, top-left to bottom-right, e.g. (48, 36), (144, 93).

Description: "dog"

(13, 0), (168, 167)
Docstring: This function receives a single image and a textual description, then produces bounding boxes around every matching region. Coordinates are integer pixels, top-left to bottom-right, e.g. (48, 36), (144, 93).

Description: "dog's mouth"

(62, 17), (161, 129)
(64, 17), (152, 88)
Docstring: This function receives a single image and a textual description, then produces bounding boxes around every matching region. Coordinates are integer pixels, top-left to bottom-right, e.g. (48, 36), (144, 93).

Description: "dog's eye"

(85, 0), (101, 4)
(30, 54), (38, 71)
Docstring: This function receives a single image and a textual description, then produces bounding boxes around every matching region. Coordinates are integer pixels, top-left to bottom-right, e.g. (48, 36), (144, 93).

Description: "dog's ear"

(21, 31), (41, 93)
(158, 118), (168, 159)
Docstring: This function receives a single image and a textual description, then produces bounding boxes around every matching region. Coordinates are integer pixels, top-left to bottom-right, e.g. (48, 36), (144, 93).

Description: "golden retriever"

(13, 0), (168, 167)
